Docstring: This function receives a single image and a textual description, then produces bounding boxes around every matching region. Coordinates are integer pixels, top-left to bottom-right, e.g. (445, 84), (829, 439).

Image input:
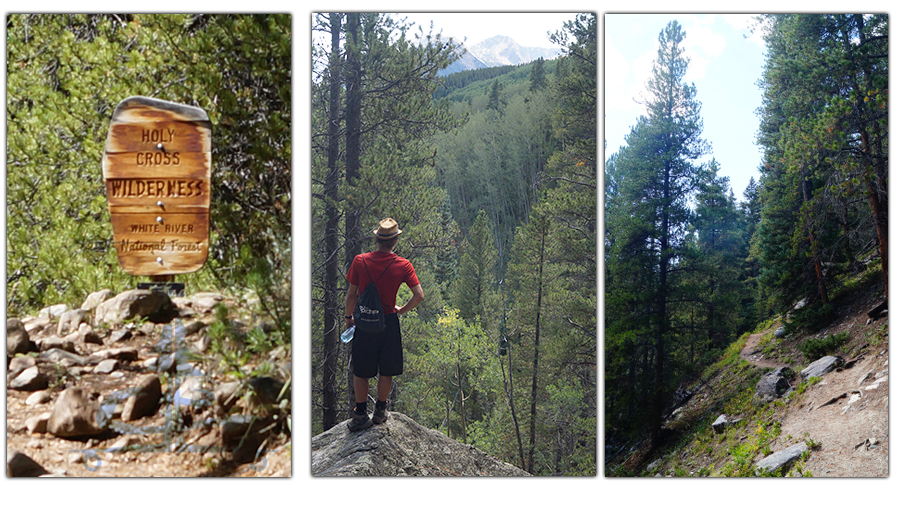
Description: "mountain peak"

(468, 35), (561, 68)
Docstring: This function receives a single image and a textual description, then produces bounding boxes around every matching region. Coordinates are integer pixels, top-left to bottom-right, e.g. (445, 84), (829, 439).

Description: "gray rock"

(25, 389), (53, 406)
(8, 318), (39, 359)
(86, 347), (138, 364)
(80, 289), (112, 311)
(312, 412), (529, 476)
(191, 292), (225, 314)
(755, 367), (792, 403)
(801, 356), (843, 381)
(47, 387), (105, 438)
(214, 381), (242, 412)
(774, 327), (786, 339)
(39, 348), (88, 366)
(121, 374), (162, 422)
(712, 414), (729, 434)
(755, 443), (808, 476)
(25, 412), (52, 434)
(857, 370), (875, 385)
(109, 329), (133, 343)
(109, 435), (141, 452)
(174, 375), (212, 410)
(8, 355), (37, 378)
(184, 320), (207, 336)
(93, 289), (178, 326)
(81, 324), (104, 345)
(56, 309), (88, 336)
(10, 366), (49, 392)
(7, 448), (50, 477)
(38, 336), (77, 353)
(93, 359), (120, 374)
(23, 316), (52, 335)
(39, 304), (69, 319)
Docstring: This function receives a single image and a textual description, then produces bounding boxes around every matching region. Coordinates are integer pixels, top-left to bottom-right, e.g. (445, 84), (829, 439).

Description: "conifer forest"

(605, 15), (887, 450)
(311, 13), (597, 475)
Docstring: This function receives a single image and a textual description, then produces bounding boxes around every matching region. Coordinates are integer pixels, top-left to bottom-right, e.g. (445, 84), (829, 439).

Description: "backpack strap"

(361, 253), (398, 285)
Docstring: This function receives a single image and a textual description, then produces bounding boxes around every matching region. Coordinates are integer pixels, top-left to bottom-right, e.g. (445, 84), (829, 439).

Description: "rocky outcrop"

(312, 412), (529, 476)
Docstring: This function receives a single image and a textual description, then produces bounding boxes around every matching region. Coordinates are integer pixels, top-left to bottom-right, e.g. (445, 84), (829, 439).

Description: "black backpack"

(353, 255), (397, 333)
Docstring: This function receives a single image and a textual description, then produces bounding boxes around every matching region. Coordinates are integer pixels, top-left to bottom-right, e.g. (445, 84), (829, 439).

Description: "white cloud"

(605, 31), (652, 117)
(684, 51), (710, 83)
(687, 25), (726, 58)
(722, 14), (767, 47)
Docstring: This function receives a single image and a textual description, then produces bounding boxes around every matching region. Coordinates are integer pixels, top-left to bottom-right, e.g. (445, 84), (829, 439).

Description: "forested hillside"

(6, 14), (291, 341)
(605, 14), (887, 457)
(311, 12), (596, 475)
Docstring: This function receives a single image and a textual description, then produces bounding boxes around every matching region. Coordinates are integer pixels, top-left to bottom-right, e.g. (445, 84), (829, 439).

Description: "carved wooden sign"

(103, 96), (212, 275)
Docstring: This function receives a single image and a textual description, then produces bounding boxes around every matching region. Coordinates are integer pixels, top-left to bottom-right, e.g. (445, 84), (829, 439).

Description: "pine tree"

(453, 210), (498, 322)
(604, 20), (709, 445)
(529, 57), (547, 92)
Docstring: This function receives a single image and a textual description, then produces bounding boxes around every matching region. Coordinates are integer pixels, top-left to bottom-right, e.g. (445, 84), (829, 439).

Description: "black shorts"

(351, 313), (403, 378)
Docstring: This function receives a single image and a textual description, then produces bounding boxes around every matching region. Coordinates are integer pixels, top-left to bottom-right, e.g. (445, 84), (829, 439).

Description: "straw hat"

(373, 218), (402, 239)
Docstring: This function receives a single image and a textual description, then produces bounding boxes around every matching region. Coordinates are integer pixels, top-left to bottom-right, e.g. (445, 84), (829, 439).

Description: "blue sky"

(604, 14), (767, 200)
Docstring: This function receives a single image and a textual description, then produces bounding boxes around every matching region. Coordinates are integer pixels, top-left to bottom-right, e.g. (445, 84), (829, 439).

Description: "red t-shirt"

(346, 251), (419, 314)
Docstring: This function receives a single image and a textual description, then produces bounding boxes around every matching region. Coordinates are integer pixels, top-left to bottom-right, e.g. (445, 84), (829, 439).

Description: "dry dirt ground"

(739, 317), (888, 477)
(7, 315), (291, 477)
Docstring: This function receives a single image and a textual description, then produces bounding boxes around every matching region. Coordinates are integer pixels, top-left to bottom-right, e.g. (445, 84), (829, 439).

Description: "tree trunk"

(801, 175), (829, 306)
(651, 162), (670, 449)
(527, 231), (545, 474)
(500, 339), (527, 470)
(344, 12), (363, 271)
(321, 12), (343, 431)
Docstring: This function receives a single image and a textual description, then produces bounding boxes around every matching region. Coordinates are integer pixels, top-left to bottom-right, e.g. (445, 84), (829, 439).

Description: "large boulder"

(47, 387), (106, 438)
(755, 367), (792, 403)
(7, 318), (38, 360)
(312, 412), (529, 476)
(93, 289), (178, 326)
(801, 356), (843, 381)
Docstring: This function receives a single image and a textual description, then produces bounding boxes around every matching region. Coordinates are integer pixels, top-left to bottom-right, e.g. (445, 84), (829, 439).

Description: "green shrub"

(800, 331), (849, 360)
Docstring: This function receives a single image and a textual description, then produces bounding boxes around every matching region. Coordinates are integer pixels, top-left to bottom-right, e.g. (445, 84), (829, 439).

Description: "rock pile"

(6, 288), (290, 477)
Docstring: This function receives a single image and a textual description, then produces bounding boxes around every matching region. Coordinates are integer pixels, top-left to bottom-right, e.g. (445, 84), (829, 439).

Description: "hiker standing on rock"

(344, 218), (425, 431)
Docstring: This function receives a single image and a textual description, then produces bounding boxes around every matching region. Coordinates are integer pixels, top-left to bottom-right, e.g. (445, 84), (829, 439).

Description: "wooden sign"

(103, 96), (212, 275)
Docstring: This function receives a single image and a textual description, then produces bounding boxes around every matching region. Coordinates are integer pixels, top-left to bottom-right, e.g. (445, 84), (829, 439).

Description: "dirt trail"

(739, 326), (888, 477)
(739, 332), (786, 370)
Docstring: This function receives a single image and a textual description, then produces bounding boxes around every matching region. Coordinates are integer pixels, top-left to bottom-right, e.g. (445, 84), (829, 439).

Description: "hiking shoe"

(372, 407), (389, 425)
(347, 410), (373, 432)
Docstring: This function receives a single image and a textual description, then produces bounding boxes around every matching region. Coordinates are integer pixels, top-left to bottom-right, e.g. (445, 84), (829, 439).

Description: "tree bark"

(322, 12), (343, 431)
(527, 230), (545, 474)
(344, 13), (363, 270)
